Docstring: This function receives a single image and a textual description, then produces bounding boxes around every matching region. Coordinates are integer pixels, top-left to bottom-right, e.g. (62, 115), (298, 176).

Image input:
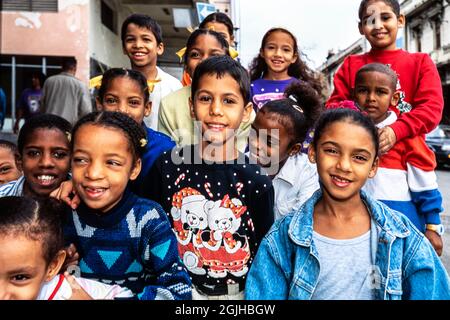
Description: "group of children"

(1, 0), (450, 300)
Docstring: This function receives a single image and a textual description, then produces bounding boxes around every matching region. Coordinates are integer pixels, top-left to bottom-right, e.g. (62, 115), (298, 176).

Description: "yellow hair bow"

(175, 47), (239, 63)
(89, 75), (160, 93)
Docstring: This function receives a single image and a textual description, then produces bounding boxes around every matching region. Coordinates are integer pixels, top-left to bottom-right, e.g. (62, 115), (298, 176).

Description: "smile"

(36, 175), (56, 186)
(83, 186), (107, 199)
(206, 123), (227, 131)
(331, 175), (352, 187)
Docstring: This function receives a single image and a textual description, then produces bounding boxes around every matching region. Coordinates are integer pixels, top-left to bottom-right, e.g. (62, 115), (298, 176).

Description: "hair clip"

(140, 138), (148, 148)
(65, 132), (72, 143)
(89, 75), (103, 90)
(288, 95), (304, 113)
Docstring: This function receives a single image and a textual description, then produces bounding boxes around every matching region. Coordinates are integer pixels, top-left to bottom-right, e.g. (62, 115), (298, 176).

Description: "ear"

(16, 154), (23, 171)
(259, 48), (265, 59)
(157, 42), (164, 56)
(144, 101), (152, 117)
(308, 144), (317, 164)
(189, 96), (196, 119)
(358, 22), (364, 35)
(288, 143), (302, 157)
(391, 91), (400, 107)
(398, 14), (406, 28)
(95, 97), (103, 111)
(241, 102), (253, 124)
(130, 158), (142, 181)
(44, 250), (66, 282)
(230, 35), (235, 47)
(368, 156), (379, 179)
(122, 45), (128, 56)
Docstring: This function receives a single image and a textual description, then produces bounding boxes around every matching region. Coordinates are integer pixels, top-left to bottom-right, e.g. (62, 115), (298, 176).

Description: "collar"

(375, 111), (397, 129)
(288, 189), (410, 247)
(77, 188), (138, 228)
(274, 154), (306, 186)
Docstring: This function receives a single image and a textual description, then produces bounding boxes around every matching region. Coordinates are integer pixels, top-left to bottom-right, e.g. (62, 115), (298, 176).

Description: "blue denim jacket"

(245, 189), (450, 300)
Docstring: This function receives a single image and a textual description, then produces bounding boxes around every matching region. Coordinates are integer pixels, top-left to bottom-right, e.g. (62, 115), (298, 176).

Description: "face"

(20, 129), (71, 197)
(190, 73), (252, 147)
(308, 121), (378, 203)
(203, 22), (234, 46)
(97, 77), (151, 125)
(31, 76), (40, 89)
(123, 23), (164, 69)
(0, 147), (21, 186)
(185, 34), (227, 78)
(358, 1), (405, 51)
(0, 235), (63, 300)
(72, 125), (141, 213)
(354, 71), (399, 124)
(249, 111), (299, 171)
(260, 31), (298, 78)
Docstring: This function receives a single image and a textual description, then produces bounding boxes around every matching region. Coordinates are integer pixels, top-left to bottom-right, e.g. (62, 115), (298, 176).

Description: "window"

(1, 0), (58, 12)
(101, 0), (117, 34)
(434, 19), (441, 50)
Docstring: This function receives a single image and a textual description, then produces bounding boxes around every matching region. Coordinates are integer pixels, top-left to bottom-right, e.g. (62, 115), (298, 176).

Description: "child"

(96, 68), (175, 190)
(245, 108), (450, 300)
(249, 82), (321, 220)
(121, 14), (182, 130)
(142, 56), (274, 300)
(249, 28), (323, 112)
(0, 114), (71, 198)
(0, 140), (22, 186)
(354, 63), (444, 255)
(327, 0), (444, 155)
(158, 29), (254, 153)
(0, 196), (134, 300)
(64, 111), (191, 300)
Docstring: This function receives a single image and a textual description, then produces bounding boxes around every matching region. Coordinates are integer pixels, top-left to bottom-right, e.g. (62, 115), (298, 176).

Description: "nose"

(209, 98), (223, 116)
(336, 154), (352, 172)
(85, 160), (104, 180)
(0, 283), (11, 300)
(39, 151), (55, 168)
(117, 101), (129, 115)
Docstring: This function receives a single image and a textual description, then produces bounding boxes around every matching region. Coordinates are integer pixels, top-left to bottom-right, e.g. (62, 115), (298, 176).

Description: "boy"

(140, 56), (274, 300)
(355, 63), (444, 256)
(0, 140), (21, 186)
(327, 0), (444, 155)
(121, 14), (182, 129)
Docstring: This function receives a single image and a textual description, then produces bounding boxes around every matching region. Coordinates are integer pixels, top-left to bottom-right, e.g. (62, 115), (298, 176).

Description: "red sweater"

(326, 49), (444, 142)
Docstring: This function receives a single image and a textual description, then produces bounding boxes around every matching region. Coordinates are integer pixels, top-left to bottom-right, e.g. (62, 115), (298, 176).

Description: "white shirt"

(144, 66), (182, 130)
(272, 153), (320, 220)
(37, 274), (134, 300)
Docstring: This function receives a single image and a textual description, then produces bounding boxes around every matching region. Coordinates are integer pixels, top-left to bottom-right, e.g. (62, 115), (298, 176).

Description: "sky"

(236, 0), (363, 70)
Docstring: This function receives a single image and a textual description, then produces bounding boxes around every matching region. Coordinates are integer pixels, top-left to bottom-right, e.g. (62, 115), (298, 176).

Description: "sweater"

(139, 145), (274, 296)
(363, 112), (443, 231)
(63, 189), (192, 300)
(326, 49), (444, 142)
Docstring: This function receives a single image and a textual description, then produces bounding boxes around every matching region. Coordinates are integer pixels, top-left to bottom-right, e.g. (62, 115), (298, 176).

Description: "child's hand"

(425, 230), (443, 256)
(49, 180), (80, 210)
(62, 243), (80, 272)
(64, 272), (93, 300)
(378, 126), (396, 154)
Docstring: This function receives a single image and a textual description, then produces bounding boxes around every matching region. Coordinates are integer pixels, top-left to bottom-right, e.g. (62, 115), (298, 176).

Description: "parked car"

(426, 125), (450, 168)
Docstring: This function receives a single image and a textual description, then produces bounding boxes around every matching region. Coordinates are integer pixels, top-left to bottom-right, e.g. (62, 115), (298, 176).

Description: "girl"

(158, 29), (254, 153)
(64, 111), (191, 300)
(0, 140), (21, 186)
(249, 82), (322, 220)
(245, 108), (450, 300)
(96, 67), (175, 190)
(249, 28), (323, 112)
(0, 114), (71, 198)
(0, 196), (134, 300)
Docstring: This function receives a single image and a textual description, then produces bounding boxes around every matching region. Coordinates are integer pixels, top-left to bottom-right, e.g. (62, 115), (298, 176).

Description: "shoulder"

(146, 127), (175, 144)
(157, 67), (182, 87)
(0, 177), (23, 196)
(161, 86), (190, 105)
(133, 196), (168, 218)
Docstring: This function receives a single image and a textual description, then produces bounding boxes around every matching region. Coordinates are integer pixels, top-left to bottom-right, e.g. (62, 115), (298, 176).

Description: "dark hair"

(249, 28), (323, 96)
(184, 29), (230, 65)
(0, 139), (19, 162)
(17, 114), (72, 155)
(358, 0), (400, 21)
(98, 68), (150, 104)
(260, 82), (323, 147)
(355, 63), (398, 91)
(72, 111), (147, 164)
(121, 14), (162, 46)
(191, 55), (251, 105)
(312, 108), (379, 156)
(199, 12), (234, 38)
(31, 71), (47, 88)
(61, 57), (77, 71)
(0, 196), (69, 265)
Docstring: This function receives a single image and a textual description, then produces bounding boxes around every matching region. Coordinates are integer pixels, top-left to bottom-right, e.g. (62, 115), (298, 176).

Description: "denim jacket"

(245, 189), (450, 300)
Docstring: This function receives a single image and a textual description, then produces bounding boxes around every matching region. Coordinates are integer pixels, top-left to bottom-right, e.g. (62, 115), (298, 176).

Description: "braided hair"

(17, 114), (72, 155)
(72, 111), (147, 164)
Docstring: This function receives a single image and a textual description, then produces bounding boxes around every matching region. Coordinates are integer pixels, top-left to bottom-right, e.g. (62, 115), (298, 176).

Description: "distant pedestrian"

(41, 57), (92, 125)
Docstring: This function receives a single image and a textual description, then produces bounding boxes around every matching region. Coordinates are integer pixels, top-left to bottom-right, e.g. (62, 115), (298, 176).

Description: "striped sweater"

(363, 112), (443, 231)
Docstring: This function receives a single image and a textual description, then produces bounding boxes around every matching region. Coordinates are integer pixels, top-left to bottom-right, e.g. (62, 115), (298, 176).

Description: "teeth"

(333, 175), (350, 183)
(134, 53), (146, 56)
(38, 175), (54, 181)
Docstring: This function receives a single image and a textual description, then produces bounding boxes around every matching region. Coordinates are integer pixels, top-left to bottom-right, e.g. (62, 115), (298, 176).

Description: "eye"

(73, 157), (88, 165)
(129, 99), (141, 106)
(354, 155), (369, 162)
(376, 89), (388, 95)
(11, 274), (30, 282)
(143, 37), (152, 42)
(106, 160), (122, 166)
(223, 98), (236, 104)
(0, 166), (12, 173)
(356, 87), (368, 93)
(215, 220), (219, 224)
(198, 95), (212, 103)
(189, 51), (200, 59)
(229, 218), (233, 222)
(186, 210), (190, 214)
(199, 217), (204, 221)
(26, 150), (40, 158)
(105, 97), (117, 104)
(324, 148), (338, 155)
(125, 36), (135, 43)
(53, 151), (69, 159)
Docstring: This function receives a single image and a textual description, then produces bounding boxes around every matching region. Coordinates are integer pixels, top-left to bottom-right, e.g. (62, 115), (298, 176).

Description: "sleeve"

(78, 83), (93, 118)
(325, 57), (352, 107)
(137, 205), (192, 300)
(245, 235), (289, 300)
(405, 138), (443, 224)
(402, 236), (450, 300)
(137, 155), (164, 202)
(390, 55), (444, 141)
(236, 108), (255, 153)
(250, 184), (275, 244)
